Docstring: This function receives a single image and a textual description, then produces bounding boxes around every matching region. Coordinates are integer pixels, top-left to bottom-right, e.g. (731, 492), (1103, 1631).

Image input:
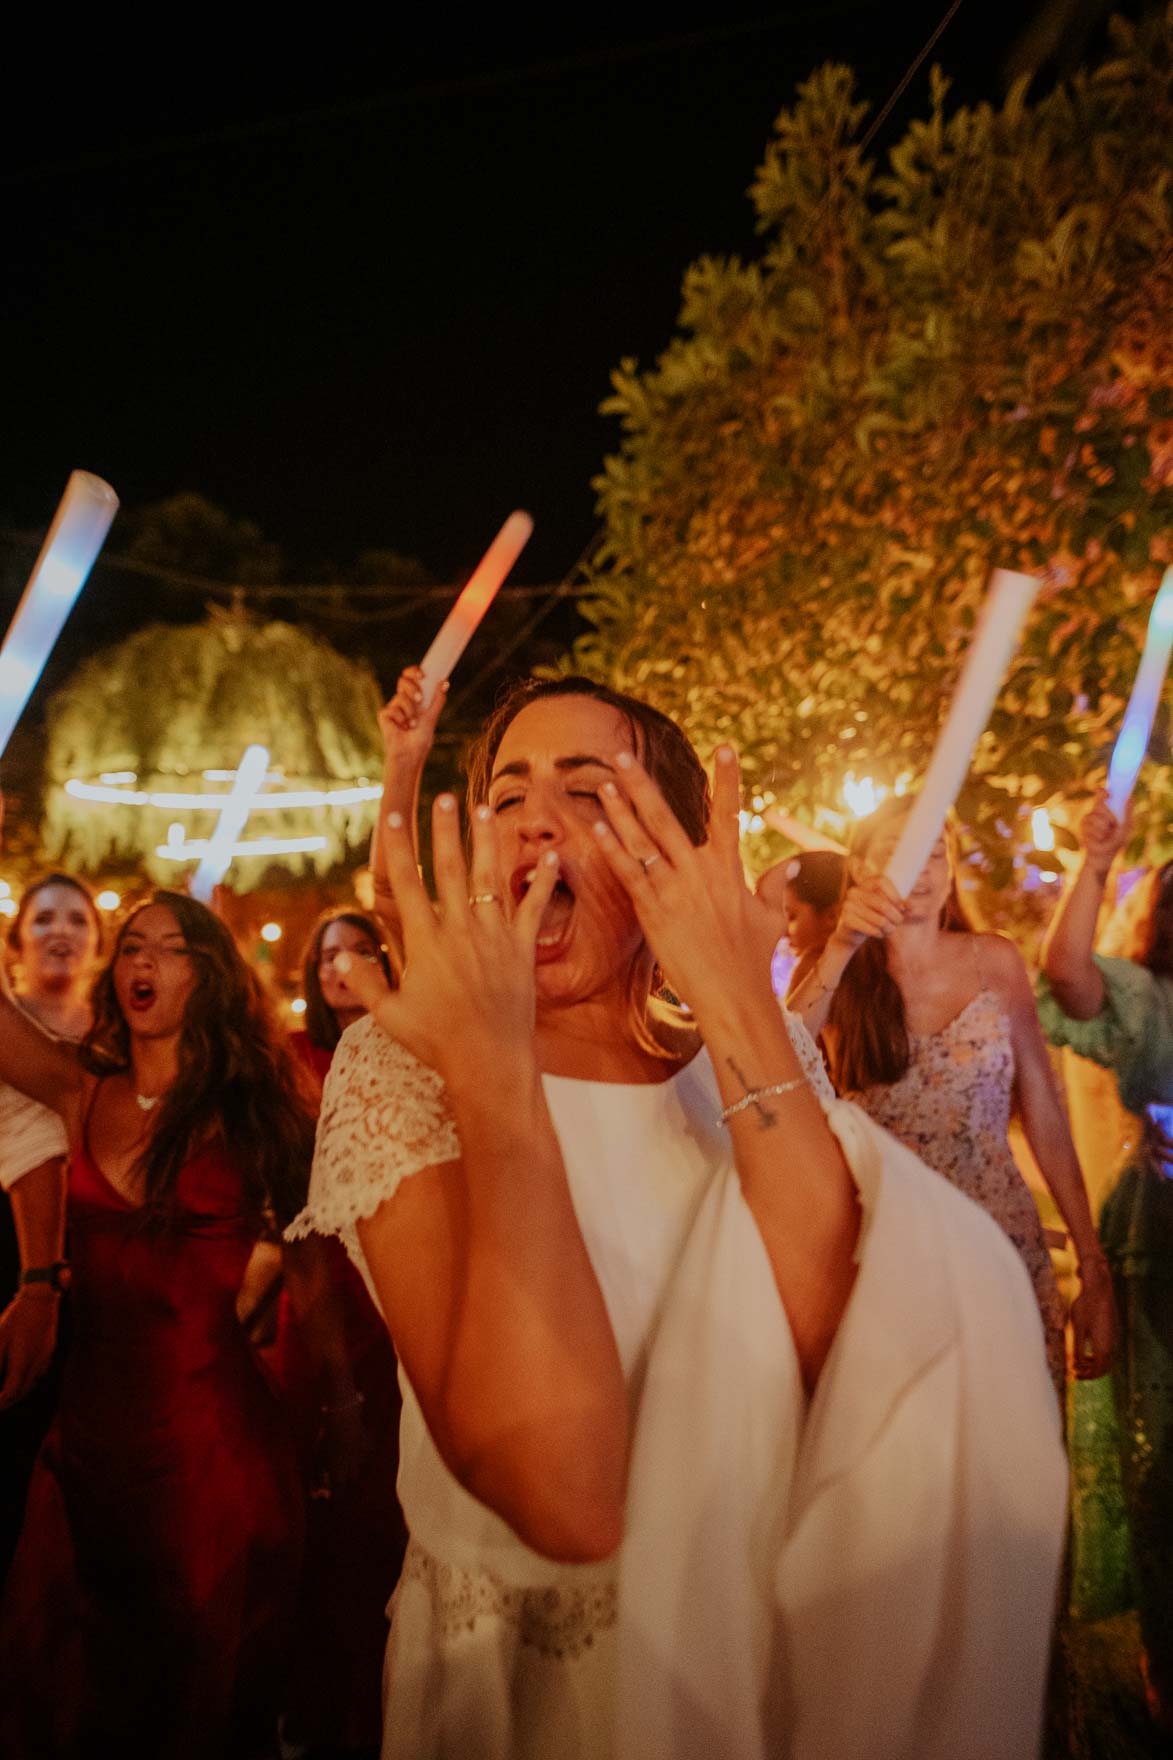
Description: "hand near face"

(590, 746), (785, 1021)
(334, 795), (561, 1080)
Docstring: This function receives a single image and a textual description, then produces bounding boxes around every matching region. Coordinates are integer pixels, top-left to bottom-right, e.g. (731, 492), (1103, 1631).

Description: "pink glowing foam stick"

(884, 567), (1038, 897)
(418, 511), (534, 706)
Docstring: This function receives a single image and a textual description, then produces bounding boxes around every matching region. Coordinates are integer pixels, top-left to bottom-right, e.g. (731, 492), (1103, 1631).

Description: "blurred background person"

(0, 873), (101, 1586)
(1038, 791), (1173, 1731)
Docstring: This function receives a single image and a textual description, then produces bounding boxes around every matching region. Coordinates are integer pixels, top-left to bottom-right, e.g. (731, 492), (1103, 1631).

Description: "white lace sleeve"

(779, 1003), (837, 1104)
(286, 1014), (461, 1246)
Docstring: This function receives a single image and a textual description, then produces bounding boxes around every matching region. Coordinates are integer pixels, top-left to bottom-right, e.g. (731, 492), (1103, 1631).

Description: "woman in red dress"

(280, 907), (407, 1758)
(0, 891), (314, 1759)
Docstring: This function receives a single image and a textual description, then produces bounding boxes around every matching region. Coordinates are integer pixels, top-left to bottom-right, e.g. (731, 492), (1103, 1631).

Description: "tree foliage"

(571, 10), (1173, 897)
(42, 611), (383, 887)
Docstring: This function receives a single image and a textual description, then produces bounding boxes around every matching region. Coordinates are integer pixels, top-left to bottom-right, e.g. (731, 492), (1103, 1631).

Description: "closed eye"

(492, 794), (523, 814)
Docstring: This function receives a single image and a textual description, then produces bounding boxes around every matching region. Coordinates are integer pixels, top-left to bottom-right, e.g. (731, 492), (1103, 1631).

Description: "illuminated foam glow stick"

(885, 567), (1039, 898)
(418, 511), (534, 706)
(763, 809), (848, 855)
(191, 744), (270, 901)
(0, 472), (119, 760)
(1106, 566), (1173, 820)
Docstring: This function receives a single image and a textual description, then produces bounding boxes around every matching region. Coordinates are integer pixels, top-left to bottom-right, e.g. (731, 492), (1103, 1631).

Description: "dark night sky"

(3, 2), (1083, 593)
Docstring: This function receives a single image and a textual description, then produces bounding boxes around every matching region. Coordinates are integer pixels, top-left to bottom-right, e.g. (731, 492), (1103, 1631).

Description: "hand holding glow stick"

(885, 567), (1038, 897)
(418, 511), (533, 706)
(0, 471), (118, 761)
(1106, 566), (1173, 819)
(191, 744), (270, 902)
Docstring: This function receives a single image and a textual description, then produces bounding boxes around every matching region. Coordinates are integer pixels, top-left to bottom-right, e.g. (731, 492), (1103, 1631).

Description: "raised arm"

(369, 667), (447, 962)
(0, 986), (84, 1128)
(787, 869), (905, 1036)
(1039, 791), (1129, 1020)
(347, 801), (628, 1564)
(990, 935), (1116, 1375)
(595, 750), (861, 1388)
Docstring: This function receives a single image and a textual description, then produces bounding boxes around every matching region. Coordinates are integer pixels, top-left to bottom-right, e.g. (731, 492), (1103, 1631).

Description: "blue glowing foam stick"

(191, 744), (270, 902)
(1107, 567), (1173, 820)
(0, 472), (118, 760)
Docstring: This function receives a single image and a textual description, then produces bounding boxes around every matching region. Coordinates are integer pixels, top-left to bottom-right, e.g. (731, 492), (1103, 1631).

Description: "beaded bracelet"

(718, 1076), (807, 1126)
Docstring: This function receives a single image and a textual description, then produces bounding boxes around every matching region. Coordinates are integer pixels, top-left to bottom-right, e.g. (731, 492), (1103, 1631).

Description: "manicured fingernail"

(542, 850), (559, 867)
(438, 795), (456, 812)
(716, 746), (736, 764)
(387, 811), (403, 829)
(602, 780), (619, 797)
(475, 804), (491, 823)
(336, 953), (352, 974)
(594, 821), (609, 837)
(615, 752), (634, 769)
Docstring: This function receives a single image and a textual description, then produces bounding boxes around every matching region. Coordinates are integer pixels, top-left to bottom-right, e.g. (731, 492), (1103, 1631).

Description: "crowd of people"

(0, 663), (1167, 1759)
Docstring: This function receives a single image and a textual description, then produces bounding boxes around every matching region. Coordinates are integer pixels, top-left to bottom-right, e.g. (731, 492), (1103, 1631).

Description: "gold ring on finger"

(469, 892), (501, 906)
(640, 853), (662, 872)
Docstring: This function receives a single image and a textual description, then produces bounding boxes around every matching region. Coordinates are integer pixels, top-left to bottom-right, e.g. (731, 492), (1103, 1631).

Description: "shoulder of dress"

(331, 1014), (445, 1087)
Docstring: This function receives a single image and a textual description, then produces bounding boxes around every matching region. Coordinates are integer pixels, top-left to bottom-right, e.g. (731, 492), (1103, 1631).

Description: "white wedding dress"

(289, 1009), (1067, 1760)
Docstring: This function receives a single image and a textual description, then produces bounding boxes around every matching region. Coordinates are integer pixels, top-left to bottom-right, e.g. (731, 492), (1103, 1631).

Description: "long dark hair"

(465, 676), (711, 1052)
(83, 891), (315, 1228)
(827, 796), (977, 1092)
(301, 907), (394, 1052)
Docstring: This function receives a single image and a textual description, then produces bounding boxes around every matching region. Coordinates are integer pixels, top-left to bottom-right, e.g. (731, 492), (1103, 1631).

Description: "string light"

(0, 898), (18, 919)
(155, 834), (328, 861)
(1031, 808), (1055, 852)
(260, 922), (282, 943)
(843, 773), (886, 819)
(290, 997), (307, 1015)
(96, 890), (120, 910)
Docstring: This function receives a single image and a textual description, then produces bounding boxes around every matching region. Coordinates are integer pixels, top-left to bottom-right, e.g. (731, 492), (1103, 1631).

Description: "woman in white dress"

(290, 676), (1069, 1760)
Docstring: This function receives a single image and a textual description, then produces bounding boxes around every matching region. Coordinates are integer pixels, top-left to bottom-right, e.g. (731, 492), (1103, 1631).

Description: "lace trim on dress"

(286, 1015), (461, 1242)
(397, 1539), (617, 1660)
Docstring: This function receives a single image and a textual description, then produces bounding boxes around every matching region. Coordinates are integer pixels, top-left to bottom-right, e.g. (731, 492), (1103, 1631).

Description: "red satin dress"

(0, 1126), (303, 1759)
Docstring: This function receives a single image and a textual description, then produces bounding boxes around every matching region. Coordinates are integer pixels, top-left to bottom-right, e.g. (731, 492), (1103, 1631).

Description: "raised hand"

(1080, 789), (1130, 879)
(590, 745), (780, 1022)
(341, 793), (561, 1079)
(829, 868), (906, 951)
(377, 665), (448, 816)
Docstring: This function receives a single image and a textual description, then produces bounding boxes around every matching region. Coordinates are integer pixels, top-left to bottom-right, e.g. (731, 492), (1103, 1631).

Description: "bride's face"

(487, 695), (648, 1008)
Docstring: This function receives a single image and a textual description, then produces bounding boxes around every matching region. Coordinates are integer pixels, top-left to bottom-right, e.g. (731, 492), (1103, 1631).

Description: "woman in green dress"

(1039, 790), (1173, 1732)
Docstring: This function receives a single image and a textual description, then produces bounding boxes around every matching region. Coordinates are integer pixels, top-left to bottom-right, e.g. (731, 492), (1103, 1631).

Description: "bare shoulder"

(973, 932), (1033, 998)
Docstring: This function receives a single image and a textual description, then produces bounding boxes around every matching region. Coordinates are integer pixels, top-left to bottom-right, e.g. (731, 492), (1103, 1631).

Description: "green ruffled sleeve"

(1036, 956), (1164, 1114)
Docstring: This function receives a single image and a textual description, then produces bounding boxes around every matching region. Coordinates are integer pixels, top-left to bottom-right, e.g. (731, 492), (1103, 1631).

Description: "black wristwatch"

(19, 1261), (71, 1294)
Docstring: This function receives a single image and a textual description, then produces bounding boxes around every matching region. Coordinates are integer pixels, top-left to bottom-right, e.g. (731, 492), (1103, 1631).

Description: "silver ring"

(639, 853), (662, 872)
(468, 892), (501, 906)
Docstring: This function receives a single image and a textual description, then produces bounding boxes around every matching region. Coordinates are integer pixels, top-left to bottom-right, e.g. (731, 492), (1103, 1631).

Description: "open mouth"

(511, 864), (577, 957)
(128, 979), (157, 1010)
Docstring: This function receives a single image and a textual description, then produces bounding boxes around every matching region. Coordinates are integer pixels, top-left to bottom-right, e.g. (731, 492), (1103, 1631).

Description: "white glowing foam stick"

(763, 809), (848, 854)
(418, 511), (533, 706)
(0, 472), (118, 760)
(1106, 567), (1173, 820)
(885, 567), (1038, 897)
(191, 744), (270, 901)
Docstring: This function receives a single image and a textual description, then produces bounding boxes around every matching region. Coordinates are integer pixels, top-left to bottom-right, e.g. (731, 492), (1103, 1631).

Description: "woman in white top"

(0, 874), (101, 1409)
(0, 872), (101, 1586)
(291, 676), (1068, 1760)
